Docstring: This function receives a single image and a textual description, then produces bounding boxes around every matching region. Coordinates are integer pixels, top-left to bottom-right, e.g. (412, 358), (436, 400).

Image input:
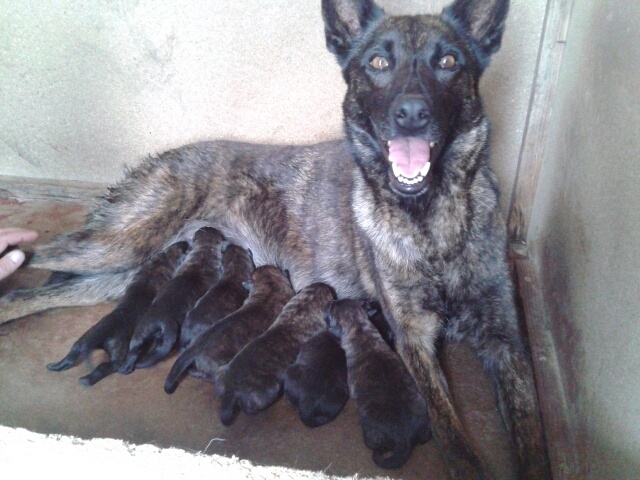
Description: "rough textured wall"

(528, 0), (640, 478)
(0, 0), (544, 213)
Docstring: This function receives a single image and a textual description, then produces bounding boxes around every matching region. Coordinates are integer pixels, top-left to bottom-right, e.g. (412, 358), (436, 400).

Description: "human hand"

(0, 228), (38, 281)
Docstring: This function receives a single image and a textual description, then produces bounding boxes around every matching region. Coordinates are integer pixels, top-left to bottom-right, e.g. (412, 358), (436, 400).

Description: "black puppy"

(326, 299), (432, 470)
(283, 330), (349, 428)
(47, 242), (187, 385)
(282, 300), (393, 428)
(215, 282), (335, 425)
(179, 244), (254, 350)
(164, 265), (294, 393)
(120, 226), (226, 373)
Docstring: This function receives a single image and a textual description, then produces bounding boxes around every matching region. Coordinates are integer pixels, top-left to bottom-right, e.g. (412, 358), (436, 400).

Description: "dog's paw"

(120, 316), (178, 374)
(164, 330), (223, 393)
(358, 396), (431, 469)
(216, 365), (282, 426)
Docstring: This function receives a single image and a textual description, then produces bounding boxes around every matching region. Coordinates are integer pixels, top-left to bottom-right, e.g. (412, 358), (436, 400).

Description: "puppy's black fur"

(180, 245), (254, 350)
(283, 330), (349, 428)
(164, 265), (294, 393)
(120, 227), (226, 373)
(215, 282), (335, 425)
(326, 299), (431, 469)
(47, 242), (188, 385)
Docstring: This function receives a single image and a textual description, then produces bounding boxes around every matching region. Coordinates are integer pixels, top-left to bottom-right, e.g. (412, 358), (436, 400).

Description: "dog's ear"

(322, 0), (385, 66)
(442, 0), (509, 68)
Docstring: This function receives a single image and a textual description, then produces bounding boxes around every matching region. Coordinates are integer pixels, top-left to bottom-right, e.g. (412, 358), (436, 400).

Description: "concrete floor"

(0, 195), (519, 479)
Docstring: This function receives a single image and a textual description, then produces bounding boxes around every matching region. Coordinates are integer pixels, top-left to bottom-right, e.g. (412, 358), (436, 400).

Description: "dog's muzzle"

(377, 95), (439, 195)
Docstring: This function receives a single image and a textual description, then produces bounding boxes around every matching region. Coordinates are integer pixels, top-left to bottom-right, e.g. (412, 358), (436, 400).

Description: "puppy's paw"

(359, 397), (431, 469)
(216, 366), (282, 425)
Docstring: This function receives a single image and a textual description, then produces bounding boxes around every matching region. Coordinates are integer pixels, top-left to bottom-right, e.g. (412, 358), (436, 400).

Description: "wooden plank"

(507, 0), (576, 244)
(514, 256), (579, 479)
(0, 175), (107, 203)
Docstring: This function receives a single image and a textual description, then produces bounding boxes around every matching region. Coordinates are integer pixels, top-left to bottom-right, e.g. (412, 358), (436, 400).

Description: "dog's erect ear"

(322, 0), (385, 65)
(442, 0), (509, 67)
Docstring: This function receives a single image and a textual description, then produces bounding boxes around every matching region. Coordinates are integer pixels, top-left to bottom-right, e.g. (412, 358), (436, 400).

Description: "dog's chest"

(353, 181), (467, 269)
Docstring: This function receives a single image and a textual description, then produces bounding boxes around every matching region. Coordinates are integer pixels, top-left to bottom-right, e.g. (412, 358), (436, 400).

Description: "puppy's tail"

(372, 441), (412, 470)
(0, 270), (135, 324)
(164, 348), (196, 394)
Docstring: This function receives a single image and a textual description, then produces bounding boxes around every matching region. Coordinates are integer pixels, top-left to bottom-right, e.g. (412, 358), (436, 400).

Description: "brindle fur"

(0, 0), (548, 477)
(46, 241), (188, 385)
(119, 226), (226, 373)
(327, 299), (431, 469)
(215, 282), (335, 425)
(163, 265), (294, 393)
(180, 244), (254, 350)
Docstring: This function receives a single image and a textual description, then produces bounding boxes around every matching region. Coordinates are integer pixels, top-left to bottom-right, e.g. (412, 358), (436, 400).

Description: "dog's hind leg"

(0, 270), (135, 323)
(29, 148), (217, 275)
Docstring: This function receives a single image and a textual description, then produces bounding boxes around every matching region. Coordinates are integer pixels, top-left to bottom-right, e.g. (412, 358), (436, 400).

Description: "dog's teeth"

(429, 141), (435, 148)
(397, 174), (425, 186)
(391, 161), (431, 186)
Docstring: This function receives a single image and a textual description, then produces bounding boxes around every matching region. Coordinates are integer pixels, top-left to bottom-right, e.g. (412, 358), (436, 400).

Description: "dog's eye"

(438, 55), (457, 69)
(370, 56), (389, 70)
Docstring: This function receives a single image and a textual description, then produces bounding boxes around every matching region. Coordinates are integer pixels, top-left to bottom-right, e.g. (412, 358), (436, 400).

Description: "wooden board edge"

(514, 255), (580, 479)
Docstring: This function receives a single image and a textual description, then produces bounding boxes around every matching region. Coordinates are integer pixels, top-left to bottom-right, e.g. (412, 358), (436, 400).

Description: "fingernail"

(7, 249), (25, 265)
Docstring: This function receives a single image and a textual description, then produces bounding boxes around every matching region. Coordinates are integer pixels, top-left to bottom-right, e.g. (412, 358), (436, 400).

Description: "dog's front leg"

(459, 297), (550, 479)
(393, 315), (488, 479)
(488, 344), (549, 479)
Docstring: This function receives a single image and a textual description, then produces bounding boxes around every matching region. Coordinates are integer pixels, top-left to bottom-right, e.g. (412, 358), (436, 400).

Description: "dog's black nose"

(393, 95), (429, 131)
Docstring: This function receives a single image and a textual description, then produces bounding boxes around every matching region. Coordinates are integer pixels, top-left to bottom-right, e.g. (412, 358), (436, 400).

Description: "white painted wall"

(528, 0), (640, 477)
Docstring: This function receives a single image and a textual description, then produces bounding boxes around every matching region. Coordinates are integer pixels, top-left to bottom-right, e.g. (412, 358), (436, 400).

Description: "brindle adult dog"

(0, 0), (548, 477)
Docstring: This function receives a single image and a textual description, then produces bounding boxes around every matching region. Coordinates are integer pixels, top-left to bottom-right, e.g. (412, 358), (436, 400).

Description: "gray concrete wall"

(528, 0), (640, 478)
(0, 0), (545, 214)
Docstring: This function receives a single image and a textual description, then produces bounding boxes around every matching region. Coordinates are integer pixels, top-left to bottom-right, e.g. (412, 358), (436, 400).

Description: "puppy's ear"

(442, 0), (509, 68)
(322, 0), (385, 66)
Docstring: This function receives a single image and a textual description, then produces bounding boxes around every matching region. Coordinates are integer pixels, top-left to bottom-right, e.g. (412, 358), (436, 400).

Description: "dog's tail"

(0, 270), (135, 324)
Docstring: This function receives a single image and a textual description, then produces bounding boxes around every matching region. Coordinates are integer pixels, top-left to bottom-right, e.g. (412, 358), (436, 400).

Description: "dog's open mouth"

(385, 137), (434, 195)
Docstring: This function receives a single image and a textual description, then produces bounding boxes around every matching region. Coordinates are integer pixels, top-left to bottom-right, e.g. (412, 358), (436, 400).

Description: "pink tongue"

(388, 137), (431, 178)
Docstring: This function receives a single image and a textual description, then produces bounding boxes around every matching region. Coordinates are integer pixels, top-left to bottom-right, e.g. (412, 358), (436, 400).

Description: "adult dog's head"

(322, 0), (509, 200)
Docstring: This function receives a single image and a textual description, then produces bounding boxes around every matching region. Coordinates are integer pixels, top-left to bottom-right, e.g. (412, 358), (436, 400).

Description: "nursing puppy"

(164, 265), (294, 393)
(283, 301), (391, 428)
(120, 226), (226, 373)
(326, 299), (432, 470)
(283, 330), (349, 428)
(215, 282), (335, 425)
(180, 244), (254, 350)
(47, 242), (188, 386)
